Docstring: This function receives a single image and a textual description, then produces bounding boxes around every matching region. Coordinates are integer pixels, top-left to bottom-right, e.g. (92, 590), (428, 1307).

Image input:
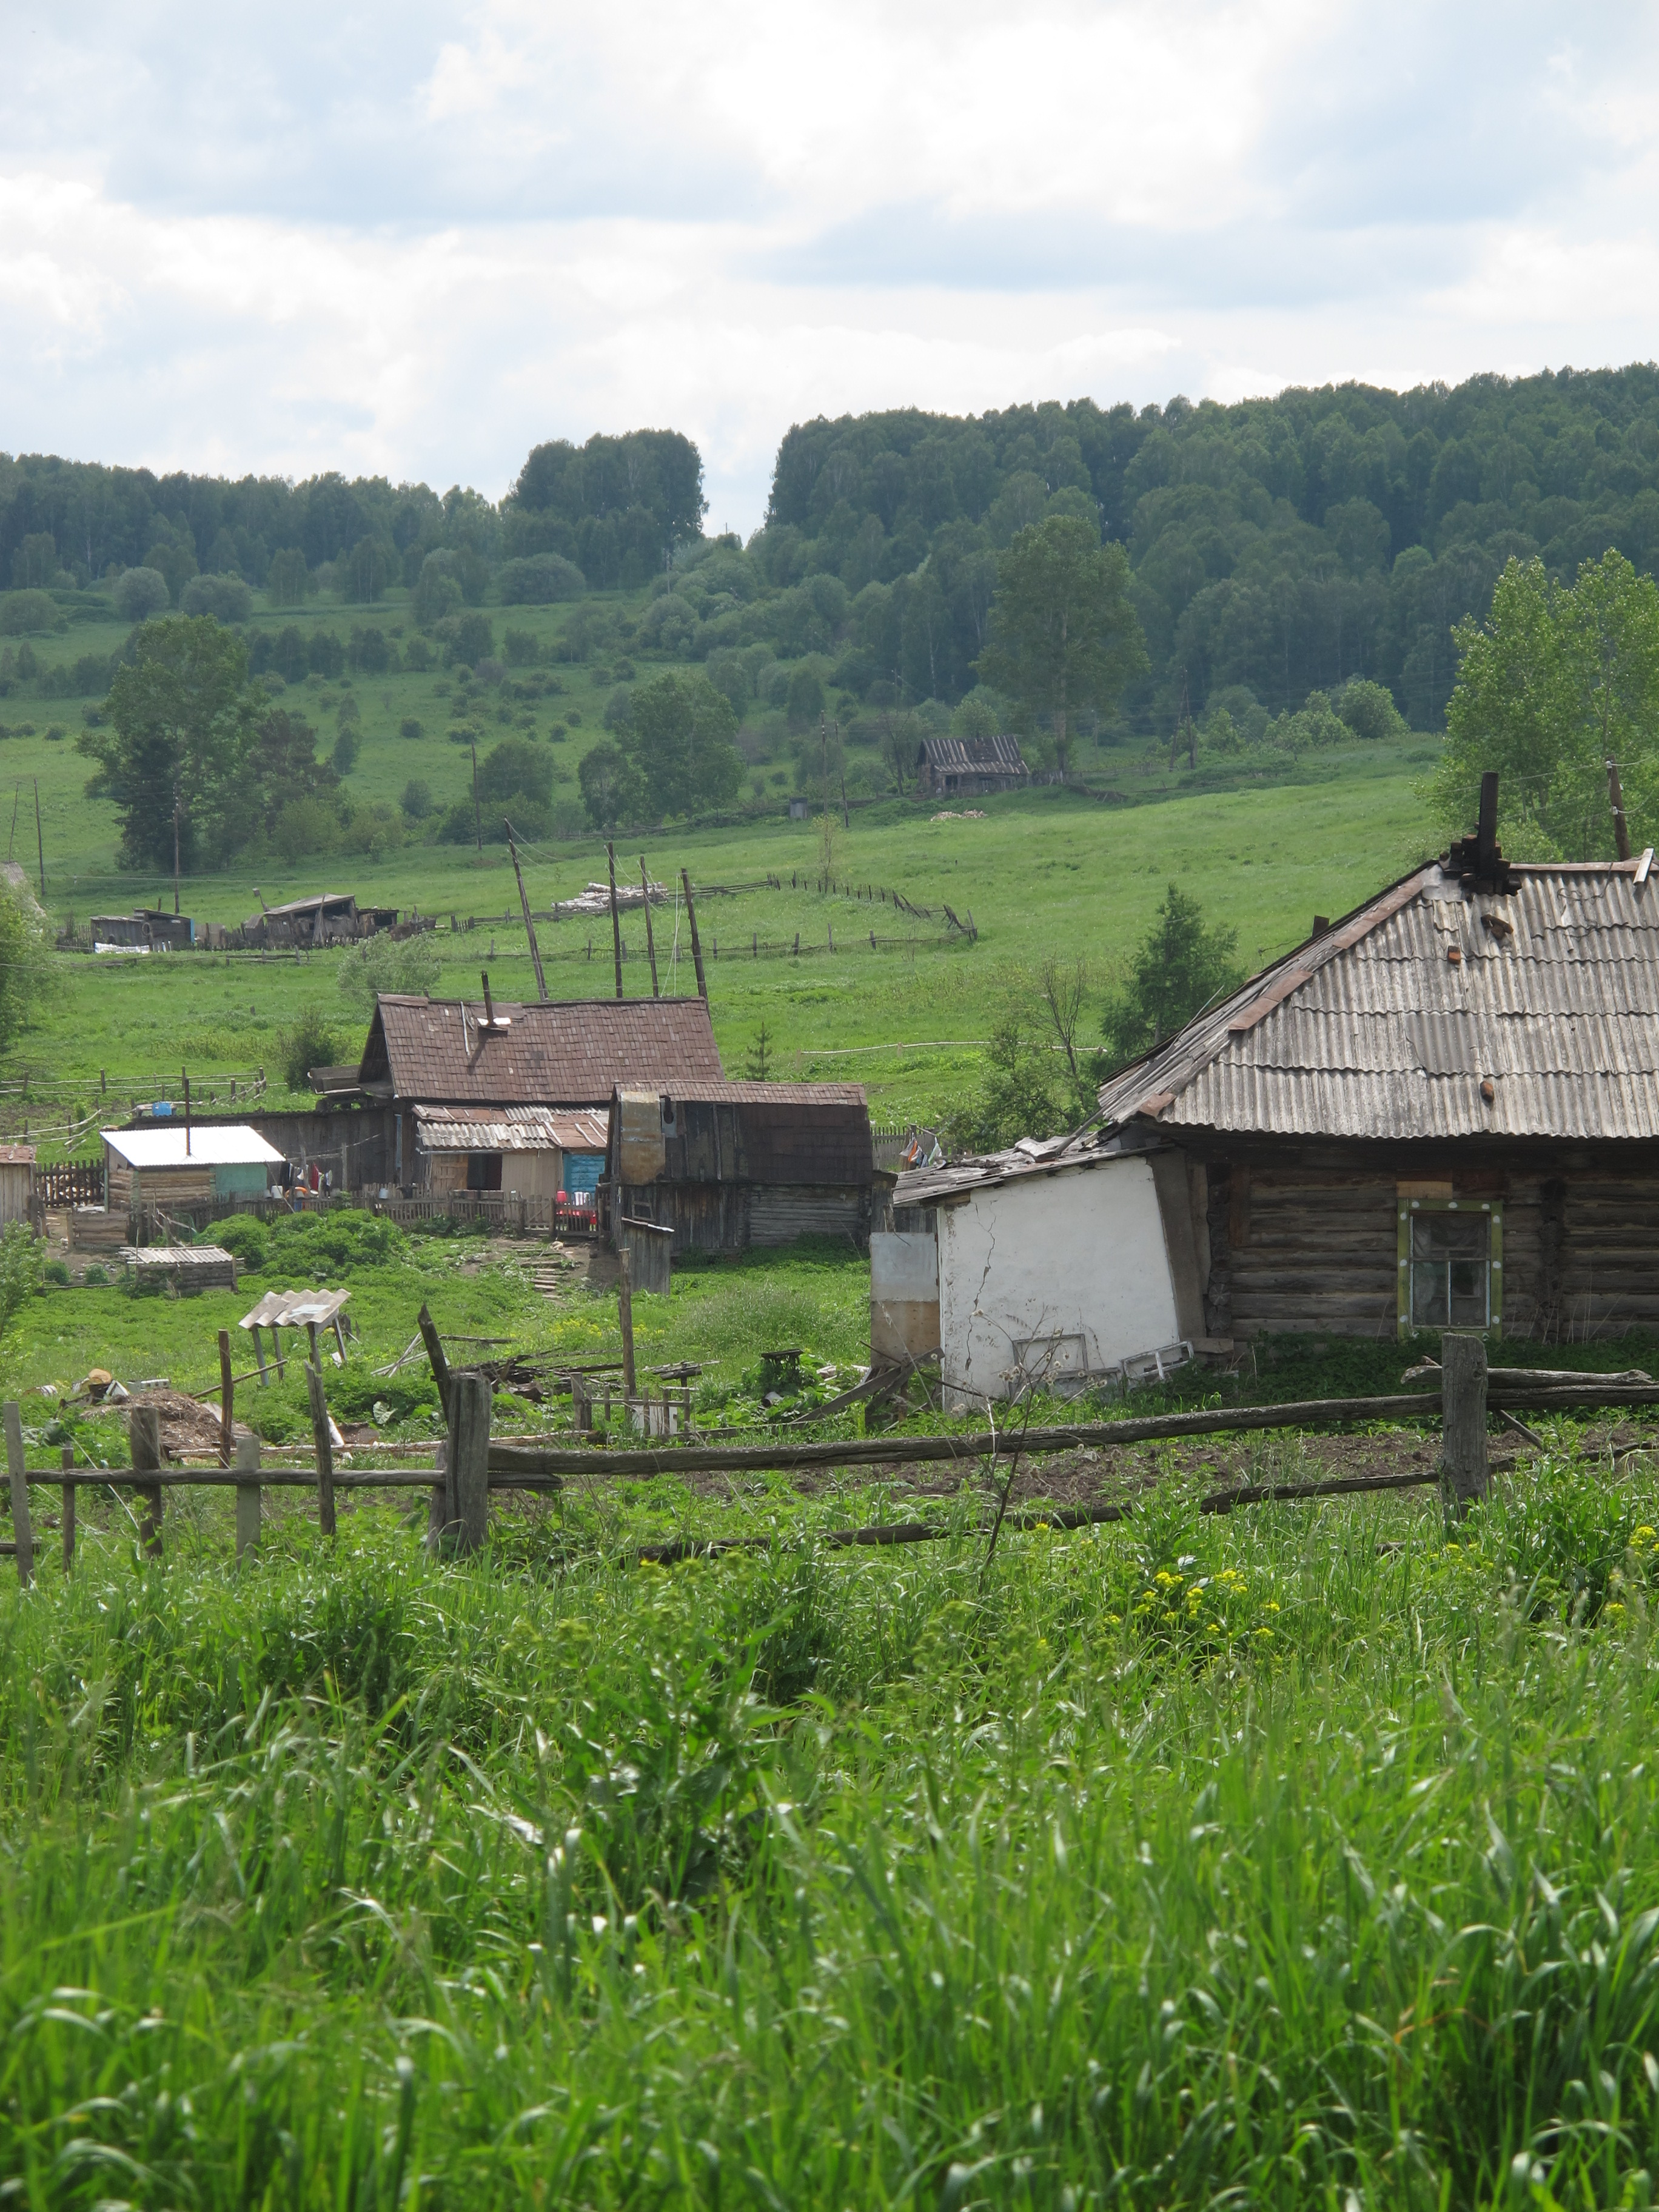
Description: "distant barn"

(915, 734), (1028, 799)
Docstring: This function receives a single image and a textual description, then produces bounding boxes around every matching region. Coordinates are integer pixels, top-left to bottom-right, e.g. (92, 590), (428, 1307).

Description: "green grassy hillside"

(0, 584), (1439, 1144)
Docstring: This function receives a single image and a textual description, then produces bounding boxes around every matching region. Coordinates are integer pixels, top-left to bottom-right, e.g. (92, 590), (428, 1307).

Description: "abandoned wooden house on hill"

(914, 734), (1029, 799)
(608, 1081), (877, 1253)
(889, 788), (1659, 1397)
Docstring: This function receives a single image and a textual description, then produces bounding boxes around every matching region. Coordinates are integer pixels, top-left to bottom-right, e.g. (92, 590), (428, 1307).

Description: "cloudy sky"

(3, 2), (1658, 531)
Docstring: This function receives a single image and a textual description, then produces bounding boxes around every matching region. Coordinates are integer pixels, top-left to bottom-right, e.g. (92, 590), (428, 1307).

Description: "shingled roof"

(360, 994), (724, 1107)
(1094, 857), (1659, 1144)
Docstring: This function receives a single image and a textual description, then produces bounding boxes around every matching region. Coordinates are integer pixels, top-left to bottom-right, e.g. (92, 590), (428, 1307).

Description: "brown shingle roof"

(361, 994), (724, 1107)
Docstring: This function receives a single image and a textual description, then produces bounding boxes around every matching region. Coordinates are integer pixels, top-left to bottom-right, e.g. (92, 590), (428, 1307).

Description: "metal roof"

(102, 1125), (284, 1168)
(1094, 859), (1659, 1144)
(0, 1144), (35, 1167)
(414, 1105), (610, 1153)
(917, 734), (1027, 774)
(360, 993), (725, 1105)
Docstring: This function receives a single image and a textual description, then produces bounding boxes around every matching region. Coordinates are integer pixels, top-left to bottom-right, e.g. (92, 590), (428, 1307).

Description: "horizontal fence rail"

(6, 1357), (1657, 1581)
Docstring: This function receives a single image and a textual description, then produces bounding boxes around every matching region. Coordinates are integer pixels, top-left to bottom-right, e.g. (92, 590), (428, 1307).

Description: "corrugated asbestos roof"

(414, 1105), (609, 1153)
(1094, 860), (1659, 1142)
(360, 994), (725, 1105)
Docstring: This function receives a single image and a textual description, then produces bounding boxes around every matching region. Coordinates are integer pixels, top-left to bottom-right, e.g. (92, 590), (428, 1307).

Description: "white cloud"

(1, 4), (1658, 528)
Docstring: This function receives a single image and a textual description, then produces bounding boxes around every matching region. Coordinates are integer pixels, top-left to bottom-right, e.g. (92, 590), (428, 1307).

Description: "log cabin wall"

(1184, 1138), (1659, 1343)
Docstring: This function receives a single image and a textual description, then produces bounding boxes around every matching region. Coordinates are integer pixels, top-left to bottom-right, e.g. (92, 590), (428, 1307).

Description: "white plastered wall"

(936, 1154), (1180, 1409)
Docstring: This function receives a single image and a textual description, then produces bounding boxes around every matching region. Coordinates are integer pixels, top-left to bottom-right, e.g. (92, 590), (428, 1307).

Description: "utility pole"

(471, 740), (482, 854)
(606, 842), (625, 1000)
(7, 782), (18, 863)
(680, 868), (708, 1002)
(639, 856), (660, 997)
(172, 785), (181, 914)
(33, 779), (44, 899)
(506, 826), (548, 1001)
(1607, 758), (1633, 863)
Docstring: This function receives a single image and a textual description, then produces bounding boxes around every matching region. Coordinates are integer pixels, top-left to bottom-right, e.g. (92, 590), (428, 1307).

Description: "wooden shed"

(915, 734), (1029, 799)
(607, 1081), (876, 1254)
(0, 1143), (35, 1226)
(102, 1124), (285, 1218)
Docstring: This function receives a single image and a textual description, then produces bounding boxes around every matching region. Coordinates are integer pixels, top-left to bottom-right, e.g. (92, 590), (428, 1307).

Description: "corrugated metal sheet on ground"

(1094, 861), (1659, 1142)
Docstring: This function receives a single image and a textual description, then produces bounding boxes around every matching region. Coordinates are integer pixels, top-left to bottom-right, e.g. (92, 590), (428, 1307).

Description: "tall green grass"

(2, 1448), (1659, 2205)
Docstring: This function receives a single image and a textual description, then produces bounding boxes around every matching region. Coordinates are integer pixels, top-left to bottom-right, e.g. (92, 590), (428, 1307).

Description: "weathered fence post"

(426, 1437), (450, 1555)
(61, 1443), (75, 1575)
(449, 1371), (491, 1558)
(305, 1364), (337, 1538)
(1439, 1332), (1489, 1520)
(218, 1329), (235, 1464)
(3, 1403), (33, 1586)
(618, 1247), (637, 1397)
(130, 1405), (163, 1558)
(418, 1303), (452, 1420)
(235, 1433), (261, 1563)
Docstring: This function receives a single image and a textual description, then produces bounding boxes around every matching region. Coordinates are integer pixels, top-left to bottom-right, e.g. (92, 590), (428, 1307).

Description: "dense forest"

(8, 365), (1659, 739)
(0, 427), (705, 610)
(749, 366), (1659, 731)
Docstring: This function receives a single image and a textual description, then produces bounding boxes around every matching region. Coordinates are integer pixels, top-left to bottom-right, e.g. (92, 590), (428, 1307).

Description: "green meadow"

(1, 584), (1438, 1142)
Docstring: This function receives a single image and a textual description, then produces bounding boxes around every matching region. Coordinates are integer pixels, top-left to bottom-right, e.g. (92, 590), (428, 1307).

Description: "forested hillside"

(8, 365), (1659, 751)
(754, 366), (1659, 730)
(0, 427), (704, 612)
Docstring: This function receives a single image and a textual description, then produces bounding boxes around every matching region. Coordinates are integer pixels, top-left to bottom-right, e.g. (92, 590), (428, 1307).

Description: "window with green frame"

(1398, 1198), (1502, 1335)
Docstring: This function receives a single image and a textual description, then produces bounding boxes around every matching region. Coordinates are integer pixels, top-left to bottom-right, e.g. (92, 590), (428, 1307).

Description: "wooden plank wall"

(1196, 1143), (1659, 1344)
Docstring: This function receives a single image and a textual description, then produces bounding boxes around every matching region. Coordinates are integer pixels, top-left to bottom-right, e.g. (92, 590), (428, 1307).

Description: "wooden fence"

(5, 1335), (1658, 1581)
(36, 1162), (104, 1207)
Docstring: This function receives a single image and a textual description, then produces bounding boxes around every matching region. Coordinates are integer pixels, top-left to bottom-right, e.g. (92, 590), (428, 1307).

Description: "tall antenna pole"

(173, 784), (181, 914)
(33, 779), (45, 899)
(507, 826), (548, 1000)
(680, 868), (708, 1002)
(8, 781), (18, 863)
(606, 842), (624, 1000)
(471, 739), (481, 853)
(639, 856), (660, 997)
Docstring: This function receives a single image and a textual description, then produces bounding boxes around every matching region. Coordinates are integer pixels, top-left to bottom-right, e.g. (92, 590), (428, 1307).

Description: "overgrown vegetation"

(2, 1426), (1659, 2203)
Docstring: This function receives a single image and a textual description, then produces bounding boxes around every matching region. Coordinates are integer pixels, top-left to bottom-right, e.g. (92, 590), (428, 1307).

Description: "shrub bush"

(213, 1216), (270, 1272)
(0, 590), (67, 636)
(111, 571), (171, 623)
(497, 553), (585, 605)
(180, 573), (253, 623)
(276, 1006), (344, 1092)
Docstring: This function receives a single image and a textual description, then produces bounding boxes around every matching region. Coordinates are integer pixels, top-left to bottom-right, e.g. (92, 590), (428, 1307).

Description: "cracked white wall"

(936, 1155), (1179, 1410)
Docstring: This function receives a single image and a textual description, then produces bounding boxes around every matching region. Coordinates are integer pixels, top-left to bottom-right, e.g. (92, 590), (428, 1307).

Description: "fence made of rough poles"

(2, 1330), (1653, 1584)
